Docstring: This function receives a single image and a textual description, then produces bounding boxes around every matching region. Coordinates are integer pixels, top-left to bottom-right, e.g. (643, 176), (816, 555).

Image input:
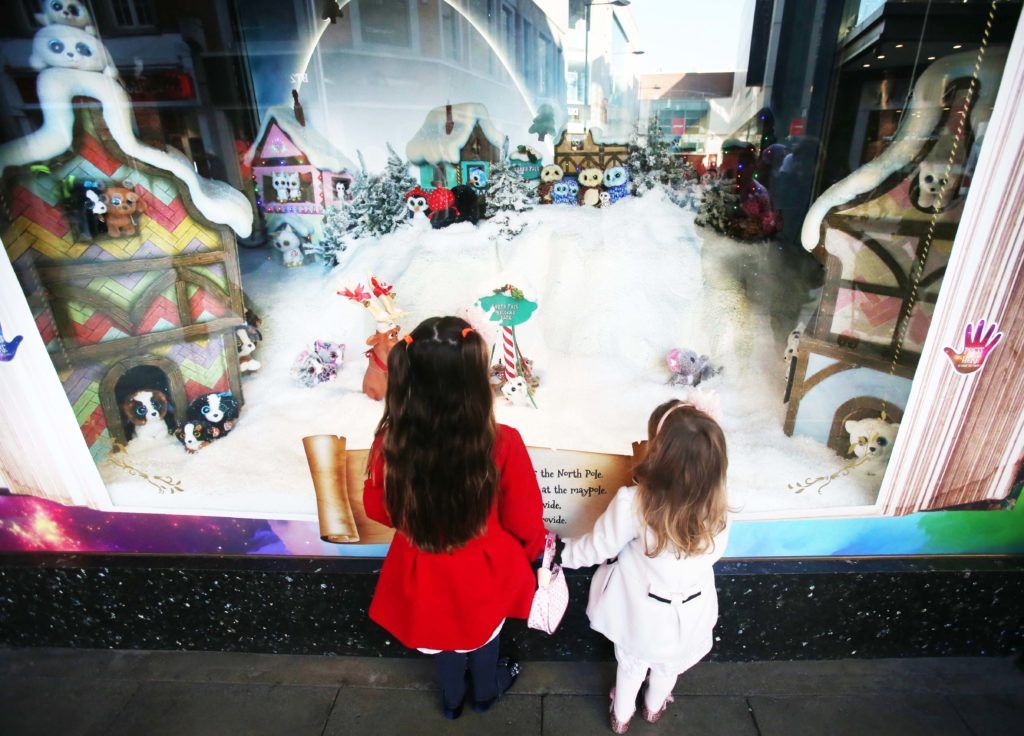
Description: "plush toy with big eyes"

(30, 25), (115, 76)
(577, 167), (603, 207)
(186, 392), (240, 437)
(603, 165), (630, 203)
(175, 419), (220, 454)
(35, 1), (96, 35)
(551, 178), (579, 205)
(100, 184), (148, 237)
(405, 186), (430, 219)
(537, 164), (564, 204)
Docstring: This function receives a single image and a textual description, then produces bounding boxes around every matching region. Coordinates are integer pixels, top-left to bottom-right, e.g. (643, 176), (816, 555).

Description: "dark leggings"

(434, 635), (507, 708)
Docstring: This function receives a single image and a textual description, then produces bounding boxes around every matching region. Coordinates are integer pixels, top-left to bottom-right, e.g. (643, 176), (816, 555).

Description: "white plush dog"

(501, 376), (533, 407)
(845, 417), (900, 475)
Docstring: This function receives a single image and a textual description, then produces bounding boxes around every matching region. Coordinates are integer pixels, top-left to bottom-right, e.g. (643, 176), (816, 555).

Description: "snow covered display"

(406, 103), (506, 190)
(242, 104), (355, 264)
(0, 27), (253, 458)
(785, 48), (1009, 462)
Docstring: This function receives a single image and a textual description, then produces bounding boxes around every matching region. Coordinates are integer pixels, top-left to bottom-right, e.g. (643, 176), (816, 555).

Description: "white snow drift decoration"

(242, 105), (355, 173)
(800, 47), (1008, 252)
(0, 68), (254, 238)
(406, 102), (506, 166)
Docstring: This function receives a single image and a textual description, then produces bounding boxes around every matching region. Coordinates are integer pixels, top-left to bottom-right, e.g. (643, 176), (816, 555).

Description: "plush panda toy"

(603, 166), (629, 203)
(577, 167), (603, 207)
(551, 178), (579, 205)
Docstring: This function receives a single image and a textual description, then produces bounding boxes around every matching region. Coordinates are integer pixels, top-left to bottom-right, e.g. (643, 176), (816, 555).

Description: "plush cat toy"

(603, 166), (629, 203)
(271, 172), (290, 202)
(846, 417), (900, 476)
(287, 172), (301, 201)
(270, 221), (308, 267)
(314, 340), (345, 381)
(667, 348), (722, 387)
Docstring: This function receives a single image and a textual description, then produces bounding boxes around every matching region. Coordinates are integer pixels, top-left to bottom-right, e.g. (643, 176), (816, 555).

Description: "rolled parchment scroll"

(302, 434), (360, 544)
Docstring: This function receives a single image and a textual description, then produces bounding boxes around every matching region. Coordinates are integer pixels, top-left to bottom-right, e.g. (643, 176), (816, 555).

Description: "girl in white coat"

(560, 393), (730, 733)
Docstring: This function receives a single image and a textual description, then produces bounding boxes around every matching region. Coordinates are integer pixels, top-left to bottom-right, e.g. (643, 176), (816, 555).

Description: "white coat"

(561, 485), (729, 669)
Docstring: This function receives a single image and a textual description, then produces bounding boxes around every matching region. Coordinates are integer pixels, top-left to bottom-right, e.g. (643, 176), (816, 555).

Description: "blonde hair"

(634, 399), (728, 558)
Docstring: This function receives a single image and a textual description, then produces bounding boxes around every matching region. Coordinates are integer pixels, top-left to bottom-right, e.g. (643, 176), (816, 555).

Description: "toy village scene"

(0, 0), (1005, 520)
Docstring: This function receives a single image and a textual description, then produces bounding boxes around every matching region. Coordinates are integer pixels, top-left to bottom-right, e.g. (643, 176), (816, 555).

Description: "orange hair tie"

(461, 327), (475, 338)
(403, 335), (413, 344)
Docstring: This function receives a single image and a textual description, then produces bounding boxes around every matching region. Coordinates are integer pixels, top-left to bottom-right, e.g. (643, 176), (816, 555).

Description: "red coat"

(364, 425), (546, 651)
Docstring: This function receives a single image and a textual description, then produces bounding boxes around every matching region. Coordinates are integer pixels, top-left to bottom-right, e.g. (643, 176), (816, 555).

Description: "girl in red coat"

(363, 315), (546, 719)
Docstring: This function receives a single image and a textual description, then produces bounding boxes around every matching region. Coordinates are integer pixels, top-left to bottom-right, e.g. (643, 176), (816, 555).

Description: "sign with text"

(303, 439), (635, 544)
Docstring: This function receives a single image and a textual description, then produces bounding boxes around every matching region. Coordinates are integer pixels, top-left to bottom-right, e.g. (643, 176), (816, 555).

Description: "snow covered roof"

(244, 105), (355, 173)
(0, 68), (253, 238)
(406, 103), (506, 166)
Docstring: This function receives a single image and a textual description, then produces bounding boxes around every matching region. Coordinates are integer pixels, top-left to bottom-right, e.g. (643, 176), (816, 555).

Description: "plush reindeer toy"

(339, 275), (406, 401)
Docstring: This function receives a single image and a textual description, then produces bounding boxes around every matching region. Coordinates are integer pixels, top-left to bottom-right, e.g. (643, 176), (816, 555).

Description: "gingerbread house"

(553, 128), (628, 177)
(1, 109), (251, 458)
(406, 103), (505, 189)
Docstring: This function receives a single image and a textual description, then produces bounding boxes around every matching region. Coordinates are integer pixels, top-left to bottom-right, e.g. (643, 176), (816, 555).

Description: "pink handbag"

(528, 532), (568, 635)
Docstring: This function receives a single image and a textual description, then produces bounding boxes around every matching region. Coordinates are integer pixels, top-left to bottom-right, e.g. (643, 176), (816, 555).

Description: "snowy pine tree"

(628, 116), (684, 195)
(347, 145), (416, 240)
(485, 160), (535, 217)
(306, 203), (350, 268)
(694, 179), (740, 235)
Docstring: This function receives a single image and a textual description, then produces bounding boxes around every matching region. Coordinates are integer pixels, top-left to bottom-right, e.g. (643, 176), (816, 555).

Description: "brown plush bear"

(101, 184), (147, 237)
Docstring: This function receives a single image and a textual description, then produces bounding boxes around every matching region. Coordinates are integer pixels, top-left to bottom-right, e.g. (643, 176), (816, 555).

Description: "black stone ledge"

(0, 553), (1021, 660)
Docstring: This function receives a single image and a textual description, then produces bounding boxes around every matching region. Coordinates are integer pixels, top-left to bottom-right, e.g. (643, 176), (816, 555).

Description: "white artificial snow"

(0, 68), (254, 238)
(99, 192), (883, 518)
(242, 105), (355, 173)
(406, 102), (506, 166)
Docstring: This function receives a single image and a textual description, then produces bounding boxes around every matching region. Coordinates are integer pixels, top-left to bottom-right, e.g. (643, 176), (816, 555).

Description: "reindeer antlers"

(339, 275), (405, 327)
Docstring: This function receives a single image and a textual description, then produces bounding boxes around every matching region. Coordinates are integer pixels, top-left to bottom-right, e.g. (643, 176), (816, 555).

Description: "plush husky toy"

(187, 392), (240, 437)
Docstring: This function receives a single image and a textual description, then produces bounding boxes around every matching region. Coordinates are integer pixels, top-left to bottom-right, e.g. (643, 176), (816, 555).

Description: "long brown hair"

(372, 316), (497, 553)
(634, 399), (728, 558)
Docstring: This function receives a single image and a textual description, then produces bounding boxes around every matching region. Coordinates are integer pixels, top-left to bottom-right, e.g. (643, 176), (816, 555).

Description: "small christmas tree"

(628, 116), (684, 195)
(485, 160), (535, 218)
(528, 104), (557, 141)
(347, 145), (415, 240)
(306, 203), (350, 268)
(694, 179), (740, 234)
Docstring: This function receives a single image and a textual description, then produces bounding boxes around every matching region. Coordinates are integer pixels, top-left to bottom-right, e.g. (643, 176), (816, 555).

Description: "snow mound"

(99, 193), (880, 518)
(243, 105), (355, 173)
(0, 68), (254, 238)
(406, 102), (506, 166)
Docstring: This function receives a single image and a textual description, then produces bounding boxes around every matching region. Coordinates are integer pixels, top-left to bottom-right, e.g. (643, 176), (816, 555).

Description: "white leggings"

(612, 655), (679, 722)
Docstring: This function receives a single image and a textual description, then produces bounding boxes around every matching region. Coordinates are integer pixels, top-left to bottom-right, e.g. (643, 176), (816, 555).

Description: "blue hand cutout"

(0, 322), (24, 362)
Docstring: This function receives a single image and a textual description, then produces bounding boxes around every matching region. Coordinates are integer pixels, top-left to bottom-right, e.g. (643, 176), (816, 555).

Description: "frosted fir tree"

(485, 159), (535, 218)
(347, 145), (415, 240)
(694, 179), (740, 235)
(306, 203), (350, 268)
(628, 116), (684, 195)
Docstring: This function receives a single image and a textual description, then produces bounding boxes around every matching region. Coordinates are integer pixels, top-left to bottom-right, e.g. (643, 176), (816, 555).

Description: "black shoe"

(471, 658), (521, 713)
(442, 700), (464, 720)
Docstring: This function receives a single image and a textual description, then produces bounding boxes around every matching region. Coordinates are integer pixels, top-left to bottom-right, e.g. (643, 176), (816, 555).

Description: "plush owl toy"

(603, 166), (630, 203)
(551, 177), (579, 205)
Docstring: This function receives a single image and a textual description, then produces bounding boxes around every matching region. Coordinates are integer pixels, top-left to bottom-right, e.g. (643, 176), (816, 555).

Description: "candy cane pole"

(503, 325), (517, 381)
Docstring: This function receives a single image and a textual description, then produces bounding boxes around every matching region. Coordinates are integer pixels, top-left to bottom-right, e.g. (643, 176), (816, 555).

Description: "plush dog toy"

(235, 323), (263, 373)
(846, 417), (900, 475)
(175, 419), (220, 454)
(101, 184), (147, 237)
(501, 375), (534, 407)
(120, 389), (174, 441)
(186, 392), (240, 437)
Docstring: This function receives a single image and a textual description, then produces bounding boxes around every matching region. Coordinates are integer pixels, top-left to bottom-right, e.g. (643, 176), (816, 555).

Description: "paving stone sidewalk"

(0, 648), (1021, 735)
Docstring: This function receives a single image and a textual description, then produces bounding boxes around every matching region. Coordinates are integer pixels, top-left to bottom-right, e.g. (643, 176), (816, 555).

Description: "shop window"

(1, 0), (1023, 555)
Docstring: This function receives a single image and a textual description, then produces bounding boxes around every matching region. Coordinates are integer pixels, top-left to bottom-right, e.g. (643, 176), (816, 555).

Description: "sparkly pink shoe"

(609, 689), (633, 734)
(642, 693), (675, 723)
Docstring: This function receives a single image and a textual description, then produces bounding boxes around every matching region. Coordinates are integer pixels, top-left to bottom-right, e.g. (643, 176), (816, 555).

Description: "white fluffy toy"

(30, 24), (116, 77)
(846, 417), (900, 476)
(501, 375), (534, 407)
(34, 1), (96, 35)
